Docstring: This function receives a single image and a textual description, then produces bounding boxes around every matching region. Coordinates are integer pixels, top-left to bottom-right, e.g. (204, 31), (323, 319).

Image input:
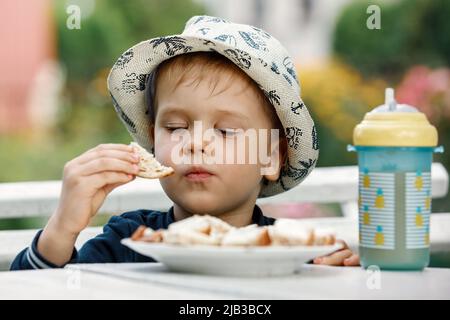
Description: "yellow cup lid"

(353, 88), (438, 147)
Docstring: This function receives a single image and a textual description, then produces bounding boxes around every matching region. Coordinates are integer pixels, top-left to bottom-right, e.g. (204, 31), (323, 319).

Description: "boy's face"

(150, 72), (282, 216)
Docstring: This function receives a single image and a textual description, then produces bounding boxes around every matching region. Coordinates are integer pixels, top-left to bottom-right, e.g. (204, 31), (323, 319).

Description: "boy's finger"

(77, 158), (140, 177)
(86, 143), (134, 155)
(343, 254), (360, 266)
(76, 149), (139, 165)
(103, 176), (136, 195)
(87, 171), (135, 189)
(311, 239), (348, 264)
(336, 239), (349, 250)
(313, 249), (353, 266)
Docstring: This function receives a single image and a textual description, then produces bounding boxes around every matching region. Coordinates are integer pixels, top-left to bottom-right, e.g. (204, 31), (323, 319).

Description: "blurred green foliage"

(55, 0), (205, 83)
(333, 0), (450, 78)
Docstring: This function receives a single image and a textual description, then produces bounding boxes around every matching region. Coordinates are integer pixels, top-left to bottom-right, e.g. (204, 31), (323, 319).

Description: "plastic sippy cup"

(348, 88), (443, 270)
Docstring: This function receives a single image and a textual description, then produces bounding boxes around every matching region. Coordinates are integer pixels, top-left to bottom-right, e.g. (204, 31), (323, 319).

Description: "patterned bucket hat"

(107, 15), (319, 198)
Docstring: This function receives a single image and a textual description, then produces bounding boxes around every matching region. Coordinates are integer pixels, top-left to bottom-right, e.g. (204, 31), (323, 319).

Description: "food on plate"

(313, 228), (337, 246)
(164, 229), (223, 246)
(131, 225), (164, 242)
(129, 142), (174, 178)
(221, 224), (271, 246)
(130, 215), (336, 247)
(160, 215), (233, 245)
(269, 219), (314, 246)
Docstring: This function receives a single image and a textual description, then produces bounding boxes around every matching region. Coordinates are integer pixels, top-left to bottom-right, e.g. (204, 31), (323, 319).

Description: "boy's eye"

(216, 128), (239, 137)
(165, 124), (188, 132)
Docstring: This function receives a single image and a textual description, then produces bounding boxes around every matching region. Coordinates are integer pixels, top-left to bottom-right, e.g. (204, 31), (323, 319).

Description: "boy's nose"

(182, 121), (214, 156)
(184, 139), (205, 155)
(182, 136), (216, 165)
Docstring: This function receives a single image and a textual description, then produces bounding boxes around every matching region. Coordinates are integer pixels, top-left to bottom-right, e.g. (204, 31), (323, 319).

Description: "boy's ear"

(262, 135), (287, 182)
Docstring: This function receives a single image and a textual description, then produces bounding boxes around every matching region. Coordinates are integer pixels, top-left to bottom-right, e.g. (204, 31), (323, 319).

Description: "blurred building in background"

(0, 0), (61, 134)
(202, 0), (351, 65)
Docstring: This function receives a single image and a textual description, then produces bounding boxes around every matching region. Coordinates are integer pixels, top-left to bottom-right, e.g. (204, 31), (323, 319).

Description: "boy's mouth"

(184, 166), (215, 182)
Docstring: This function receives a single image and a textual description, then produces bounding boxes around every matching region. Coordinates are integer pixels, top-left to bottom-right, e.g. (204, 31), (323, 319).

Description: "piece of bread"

(131, 225), (147, 241)
(131, 215), (233, 246)
(269, 219), (315, 246)
(313, 228), (336, 245)
(202, 215), (233, 236)
(129, 142), (174, 179)
(168, 215), (212, 235)
(164, 215), (232, 245)
(163, 229), (222, 246)
(221, 224), (271, 246)
(131, 226), (164, 243)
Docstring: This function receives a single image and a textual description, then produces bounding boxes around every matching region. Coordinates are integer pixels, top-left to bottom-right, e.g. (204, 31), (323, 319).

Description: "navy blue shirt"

(10, 205), (275, 270)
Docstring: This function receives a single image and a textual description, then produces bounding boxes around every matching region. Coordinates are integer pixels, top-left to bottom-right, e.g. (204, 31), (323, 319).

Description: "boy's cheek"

(220, 163), (262, 184)
(153, 135), (178, 166)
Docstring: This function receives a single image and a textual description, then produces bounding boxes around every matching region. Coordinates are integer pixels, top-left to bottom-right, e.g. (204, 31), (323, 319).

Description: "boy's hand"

(52, 143), (141, 236)
(313, 240), (360, 267)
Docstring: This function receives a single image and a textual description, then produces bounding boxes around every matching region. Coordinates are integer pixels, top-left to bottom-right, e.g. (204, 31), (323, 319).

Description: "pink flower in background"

(396, 66), (450, 124)
(260, 203), (335, 219)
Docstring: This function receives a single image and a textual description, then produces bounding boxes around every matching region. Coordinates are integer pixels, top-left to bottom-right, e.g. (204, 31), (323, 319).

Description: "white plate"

(121, 238), (342, 277)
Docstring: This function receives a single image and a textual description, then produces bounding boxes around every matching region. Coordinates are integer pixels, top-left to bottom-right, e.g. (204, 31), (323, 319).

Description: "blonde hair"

(147, 52), (279, 128)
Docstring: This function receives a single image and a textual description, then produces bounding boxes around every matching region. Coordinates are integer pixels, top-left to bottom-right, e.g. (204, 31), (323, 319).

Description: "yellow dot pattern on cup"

(425, 191), (431, 210)
(406, 171), (431, 249)
(363, 174), (370, 188)
(415, 171), (423, 191)
(415, 207), (423, 227)
(363, 205), (370, 225)
(359, 170), (395, 250)
(374, 225), (385, 246)
(375, 188), (385, 208)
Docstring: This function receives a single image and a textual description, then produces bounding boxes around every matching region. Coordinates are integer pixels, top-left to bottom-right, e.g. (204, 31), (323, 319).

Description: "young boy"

(11, 15), (358, 270)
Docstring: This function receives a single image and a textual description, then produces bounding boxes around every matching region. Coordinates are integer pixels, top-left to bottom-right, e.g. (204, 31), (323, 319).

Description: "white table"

(1, 262), (449, 299)
(2, 213), (450, 271)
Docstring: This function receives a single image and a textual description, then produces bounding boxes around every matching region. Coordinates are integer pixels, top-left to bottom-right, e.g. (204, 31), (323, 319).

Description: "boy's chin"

(175, 194), (227, 216)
